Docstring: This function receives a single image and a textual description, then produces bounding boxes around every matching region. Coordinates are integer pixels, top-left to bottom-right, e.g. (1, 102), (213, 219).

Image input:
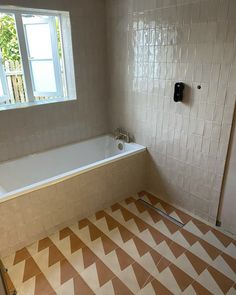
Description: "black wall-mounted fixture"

(174, 82), (185, 102)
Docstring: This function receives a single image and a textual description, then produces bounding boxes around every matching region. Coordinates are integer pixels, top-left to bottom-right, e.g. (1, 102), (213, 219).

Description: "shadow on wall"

(182, 84), (192, 107)
(146, 152), (195, 214)
(132, 82), (218, 217)
(144, 84), (194, 210)
(146, 153), (169, 200)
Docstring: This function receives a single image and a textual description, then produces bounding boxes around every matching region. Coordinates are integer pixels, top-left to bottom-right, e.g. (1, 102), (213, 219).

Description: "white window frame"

(22, 15), (63, 98)
(0, 49), (9, 102)
(0, 6), (76, 111)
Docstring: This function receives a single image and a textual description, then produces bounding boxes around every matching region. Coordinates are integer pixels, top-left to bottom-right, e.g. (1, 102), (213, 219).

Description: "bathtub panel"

(0, 151), (147, 257)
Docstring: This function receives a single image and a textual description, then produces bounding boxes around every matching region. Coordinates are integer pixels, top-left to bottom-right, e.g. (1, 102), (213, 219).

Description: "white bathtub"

(0, 135), (145, 202)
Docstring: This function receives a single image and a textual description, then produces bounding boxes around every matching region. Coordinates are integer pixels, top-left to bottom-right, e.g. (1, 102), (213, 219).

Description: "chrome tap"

(113, 128), (132, 143)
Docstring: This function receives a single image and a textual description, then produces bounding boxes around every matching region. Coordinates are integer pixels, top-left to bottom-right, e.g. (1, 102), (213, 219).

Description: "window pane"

(31, 60), (56, 93)
(25, 23), (53, 59)
(0, 13), (27, 103)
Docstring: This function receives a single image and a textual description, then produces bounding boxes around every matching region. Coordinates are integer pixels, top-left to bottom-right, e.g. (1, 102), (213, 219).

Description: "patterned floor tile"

(117, 199), (180, 241)
(182, 280), (214, 295)
(137, 278), (174, 295)
(183, 220), (207, 239)
(5, 260), (25, 291)
(188, 238), (222, 265)
(115, 262), (151, 294)
(202, 229), (234, 252)
(173, 250), (209, 280)
(1, 191), (235, 295)
(80, 259), (115, 291)
(171, 227), (199, 250)
(94, 276), (133, 295)
(154, 263), (194, 294)
(211, 253), (236, 281)
(54, 275), (94, 295)
(224, 242), (236, 260)
(227, 289), (236, 295)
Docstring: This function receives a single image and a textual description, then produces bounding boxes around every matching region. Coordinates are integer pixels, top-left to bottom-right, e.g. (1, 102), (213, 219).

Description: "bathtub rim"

(0, 145), (146, 204)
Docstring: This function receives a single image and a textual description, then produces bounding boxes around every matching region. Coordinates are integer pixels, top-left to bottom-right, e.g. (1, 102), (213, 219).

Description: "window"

(0, 7), (76, 110)
(0, 49), (9, 102)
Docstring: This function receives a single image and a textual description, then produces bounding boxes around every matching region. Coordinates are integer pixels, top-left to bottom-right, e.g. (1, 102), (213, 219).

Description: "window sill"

(0, 97), (77, 111)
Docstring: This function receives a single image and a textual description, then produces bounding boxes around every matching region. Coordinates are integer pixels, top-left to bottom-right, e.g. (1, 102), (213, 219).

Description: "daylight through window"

(0, 7), (76, 109)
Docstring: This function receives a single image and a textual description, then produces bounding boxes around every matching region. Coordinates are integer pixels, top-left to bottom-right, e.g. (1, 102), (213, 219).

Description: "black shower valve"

(174, 82), (185, 102)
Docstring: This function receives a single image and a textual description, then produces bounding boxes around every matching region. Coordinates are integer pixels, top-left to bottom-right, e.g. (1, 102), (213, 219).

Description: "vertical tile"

(107, 0), (236, 229)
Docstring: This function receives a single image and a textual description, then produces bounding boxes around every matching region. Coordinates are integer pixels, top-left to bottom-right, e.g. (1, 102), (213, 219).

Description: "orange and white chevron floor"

(1, 191), (236, 295)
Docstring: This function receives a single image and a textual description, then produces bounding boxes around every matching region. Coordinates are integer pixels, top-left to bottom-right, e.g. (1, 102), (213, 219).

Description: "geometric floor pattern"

(1, 191), (236, 295)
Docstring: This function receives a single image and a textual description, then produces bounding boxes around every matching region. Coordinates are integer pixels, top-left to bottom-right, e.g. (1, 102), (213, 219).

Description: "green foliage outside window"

(0, 14), (62, 63)
(0, 14), (20, 62)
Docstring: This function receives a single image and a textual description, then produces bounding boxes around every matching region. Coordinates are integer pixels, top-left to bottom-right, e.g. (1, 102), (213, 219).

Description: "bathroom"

(0, 0), (235, 294)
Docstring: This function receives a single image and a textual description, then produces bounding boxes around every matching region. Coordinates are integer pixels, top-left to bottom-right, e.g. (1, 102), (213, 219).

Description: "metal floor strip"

(138, 199), (185, 227)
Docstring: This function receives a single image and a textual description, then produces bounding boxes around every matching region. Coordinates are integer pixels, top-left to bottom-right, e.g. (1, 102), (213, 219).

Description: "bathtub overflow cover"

(118, 143), (124, 150)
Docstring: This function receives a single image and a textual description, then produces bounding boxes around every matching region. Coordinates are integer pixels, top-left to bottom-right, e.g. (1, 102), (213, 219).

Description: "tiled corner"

(107, 0), (236, 229)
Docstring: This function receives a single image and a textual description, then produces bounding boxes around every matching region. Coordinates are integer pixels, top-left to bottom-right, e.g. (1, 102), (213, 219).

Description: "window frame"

(22, 15), (63, 98)
(0, 6), (76, 111)
(0, 49), (9, 102)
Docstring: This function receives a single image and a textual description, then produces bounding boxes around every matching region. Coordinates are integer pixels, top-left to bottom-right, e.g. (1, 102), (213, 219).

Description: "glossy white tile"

(107, 0), (236, 224)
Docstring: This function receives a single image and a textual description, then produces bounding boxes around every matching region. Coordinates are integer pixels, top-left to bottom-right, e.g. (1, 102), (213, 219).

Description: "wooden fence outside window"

(3, 60), (27, 104)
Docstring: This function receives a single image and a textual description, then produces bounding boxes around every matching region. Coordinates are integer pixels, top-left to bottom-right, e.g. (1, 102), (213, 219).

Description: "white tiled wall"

(107, 0), (236, 223)
(0, 0), (109, 162)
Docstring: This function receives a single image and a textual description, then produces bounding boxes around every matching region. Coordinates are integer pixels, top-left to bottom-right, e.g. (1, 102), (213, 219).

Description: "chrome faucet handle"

(113, 128), (134, 143)
(125, 132), (130, 143)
